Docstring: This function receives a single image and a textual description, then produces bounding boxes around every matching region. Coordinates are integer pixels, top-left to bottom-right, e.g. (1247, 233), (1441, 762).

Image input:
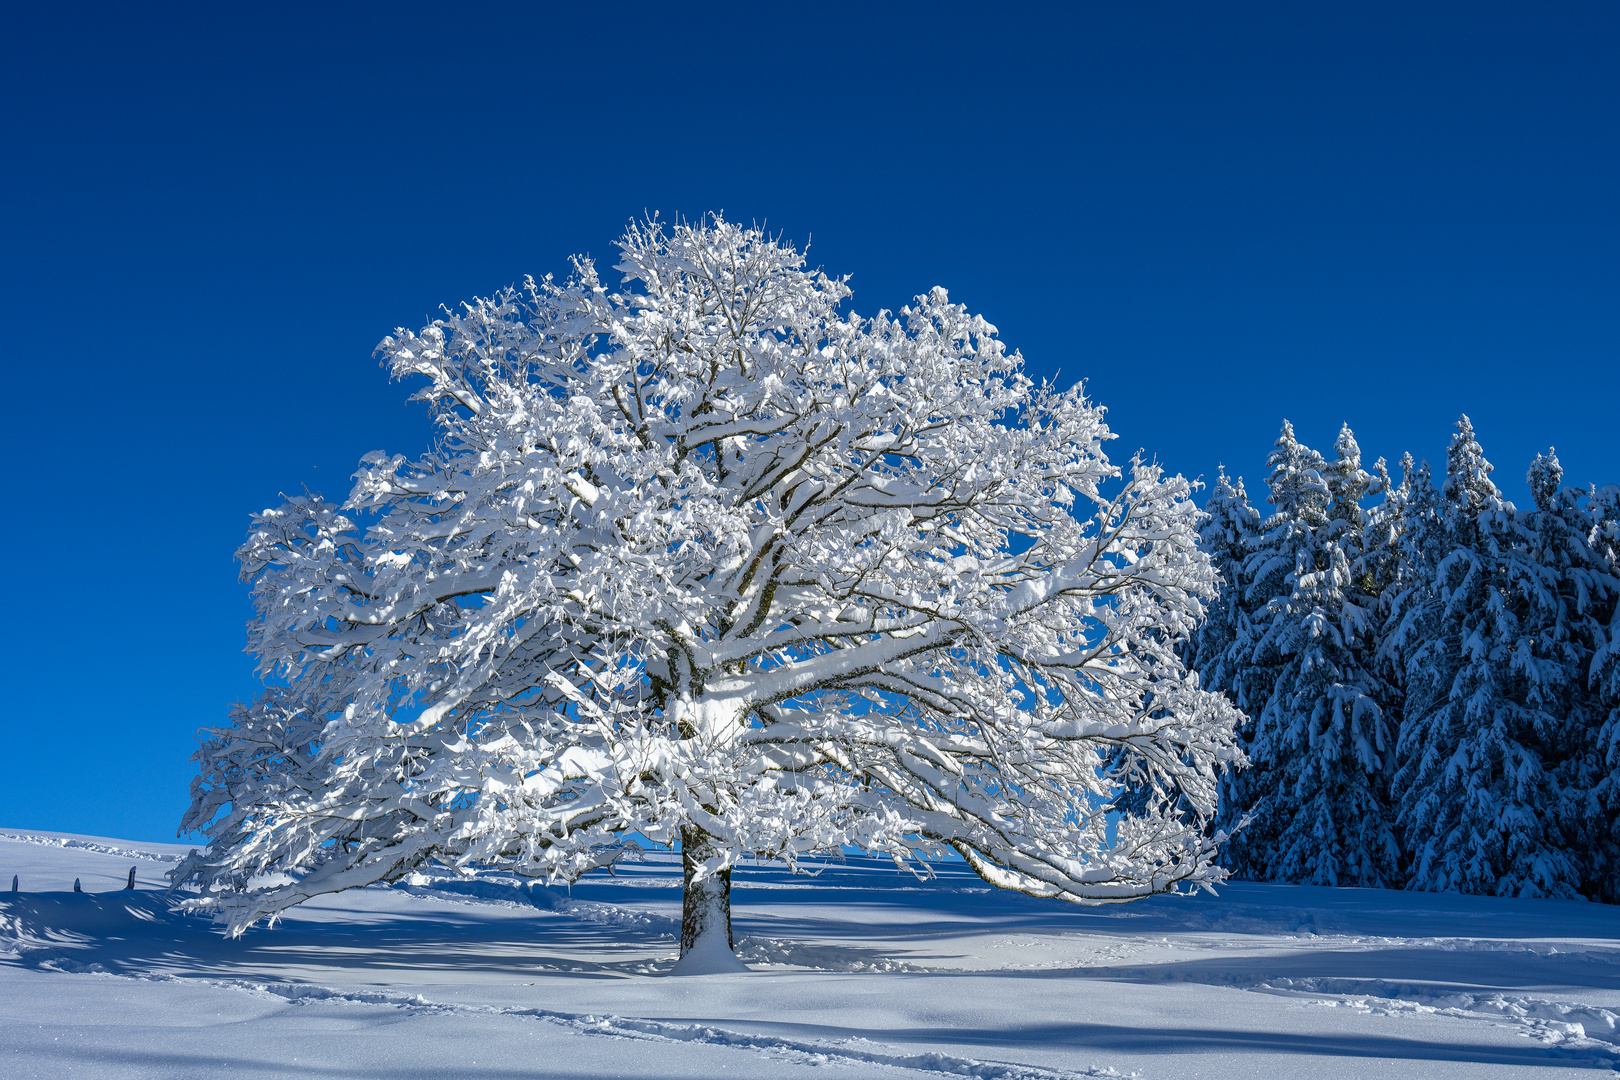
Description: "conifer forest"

(1189, 417), (1620, 902)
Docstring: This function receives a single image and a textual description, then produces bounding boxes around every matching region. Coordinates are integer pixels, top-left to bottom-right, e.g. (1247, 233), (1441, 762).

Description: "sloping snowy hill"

(2, 829), (1617, 1078)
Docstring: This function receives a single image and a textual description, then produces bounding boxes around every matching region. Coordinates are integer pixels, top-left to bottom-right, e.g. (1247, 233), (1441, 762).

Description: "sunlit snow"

(3, 829), (1617, 1078)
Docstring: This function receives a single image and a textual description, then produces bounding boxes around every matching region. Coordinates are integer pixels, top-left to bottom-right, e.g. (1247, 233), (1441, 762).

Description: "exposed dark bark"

(679, 824), (733, 956)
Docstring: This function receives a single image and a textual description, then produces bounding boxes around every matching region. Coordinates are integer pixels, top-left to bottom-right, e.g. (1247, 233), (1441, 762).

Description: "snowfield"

(2, 829), (1617, 1078)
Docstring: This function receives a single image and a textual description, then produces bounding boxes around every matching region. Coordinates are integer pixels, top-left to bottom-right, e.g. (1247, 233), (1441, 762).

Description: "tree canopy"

(177, 217), (1244, 958)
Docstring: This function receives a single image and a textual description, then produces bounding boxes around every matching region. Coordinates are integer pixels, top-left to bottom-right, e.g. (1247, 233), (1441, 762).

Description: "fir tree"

(1354, 453), (1406, 605)
(1395, 417), (1580, 898)
(1212, 422), (1326, 879)
(1208, 423), (1398, 885)
(1380, 455), (1447, 808)
(1592, 488), (1620, 893)
(1186, 468), (1263, 699)
(1200, 417), (1620, 901)
(1590, 484), (1620, 892)
(1253, 425), (1399, 886)
(1532, 466), (1620, 903)
(1192, 470), (1264, 847)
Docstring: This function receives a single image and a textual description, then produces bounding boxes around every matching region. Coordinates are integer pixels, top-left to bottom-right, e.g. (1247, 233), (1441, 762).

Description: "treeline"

(1188, 416), (1620, 902)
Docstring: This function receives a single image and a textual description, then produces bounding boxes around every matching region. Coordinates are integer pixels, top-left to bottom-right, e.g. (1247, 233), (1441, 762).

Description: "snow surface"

(2, 829), (1618, 1078)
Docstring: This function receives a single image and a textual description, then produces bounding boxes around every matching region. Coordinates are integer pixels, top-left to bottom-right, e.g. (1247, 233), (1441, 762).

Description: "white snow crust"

(3, 828), (1617, 1078)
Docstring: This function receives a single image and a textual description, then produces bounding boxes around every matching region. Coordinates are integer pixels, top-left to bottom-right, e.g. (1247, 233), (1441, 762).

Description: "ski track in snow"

(12, 875), (1617, 1068)
(22, 968), (1131, 1080)
(6, 835), (1620, 1076)
(229, 975), (1134, 1078)
(1263, 976), (1619, 1044)
(391, 873), (1620, 1064)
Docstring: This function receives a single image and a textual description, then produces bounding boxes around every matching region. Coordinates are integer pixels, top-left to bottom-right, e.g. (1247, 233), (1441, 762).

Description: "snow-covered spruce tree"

(1522, 459), (1620, 903)
(1207, 422), (1327, 878)
(1393, 417), (1580, 898)
(1379, 453), (1448, 756)
(1210, 423), (1398, 886)
(175, 216), (1243, 965)
(1359, 454), (1409, 620)
(1186, 471), (1265, 850)
(1183, 468), (1262, 702)
(1147, 468), (1262, 825)
(1586, 482), (1620, 902)
(1265, 426), (1399, 886)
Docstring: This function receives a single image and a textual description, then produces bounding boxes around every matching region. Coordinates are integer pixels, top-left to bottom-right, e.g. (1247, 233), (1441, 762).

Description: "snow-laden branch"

(178, 215), (1243, 935)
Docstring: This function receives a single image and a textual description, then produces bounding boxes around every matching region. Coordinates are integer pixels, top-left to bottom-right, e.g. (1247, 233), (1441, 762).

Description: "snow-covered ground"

(2, 829), (1617, 1078)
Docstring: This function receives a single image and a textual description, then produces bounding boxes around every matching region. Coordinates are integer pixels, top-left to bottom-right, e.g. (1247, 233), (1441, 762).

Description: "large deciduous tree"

(176, 216), (1243, 967)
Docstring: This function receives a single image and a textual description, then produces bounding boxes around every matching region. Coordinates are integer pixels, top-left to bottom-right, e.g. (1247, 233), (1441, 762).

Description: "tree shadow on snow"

(623, 1011), (1612, 1072)
(0, 889), (680, 982)
(898, 943), (1620, 994)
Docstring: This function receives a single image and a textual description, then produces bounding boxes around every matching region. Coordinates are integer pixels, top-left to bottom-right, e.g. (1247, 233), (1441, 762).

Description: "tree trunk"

(679, 824), (733, 958)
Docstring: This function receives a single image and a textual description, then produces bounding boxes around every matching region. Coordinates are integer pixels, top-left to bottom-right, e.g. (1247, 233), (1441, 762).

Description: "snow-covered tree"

(1394, 416), (1580, 898)
(1210, 423), (1398, 886)
(1359, 454), (1408, 617)
(1588, 483), (1620, 902)
(175, 216), (1243, 965)
(1522, 462), (1620, 903)
(1183, 468), (1262, 699)
(1379, 454), (1447, 750)
(1200, 416), (1620, 902)
(1262, 425), (1399, 886)
(1207, 423), (1325, 878)
(1188, 472), (1265, 863)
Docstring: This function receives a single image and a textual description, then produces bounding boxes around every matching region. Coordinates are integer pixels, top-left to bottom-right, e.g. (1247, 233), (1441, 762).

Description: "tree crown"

(177, 216), (1242, 933)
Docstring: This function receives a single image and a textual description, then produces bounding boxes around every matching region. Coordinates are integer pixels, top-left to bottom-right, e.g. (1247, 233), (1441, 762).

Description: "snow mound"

(669, 931), (751, 975)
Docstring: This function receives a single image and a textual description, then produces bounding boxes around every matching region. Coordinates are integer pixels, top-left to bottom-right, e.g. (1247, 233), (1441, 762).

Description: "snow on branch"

(177, 215), (1243, 934)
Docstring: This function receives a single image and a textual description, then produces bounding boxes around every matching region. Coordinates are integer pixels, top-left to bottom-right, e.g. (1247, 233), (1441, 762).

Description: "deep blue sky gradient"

(2, 3), (1615, 841)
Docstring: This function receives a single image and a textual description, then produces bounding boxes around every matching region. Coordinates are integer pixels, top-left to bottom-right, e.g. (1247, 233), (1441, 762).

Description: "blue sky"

(2, 3), (1615, 842)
